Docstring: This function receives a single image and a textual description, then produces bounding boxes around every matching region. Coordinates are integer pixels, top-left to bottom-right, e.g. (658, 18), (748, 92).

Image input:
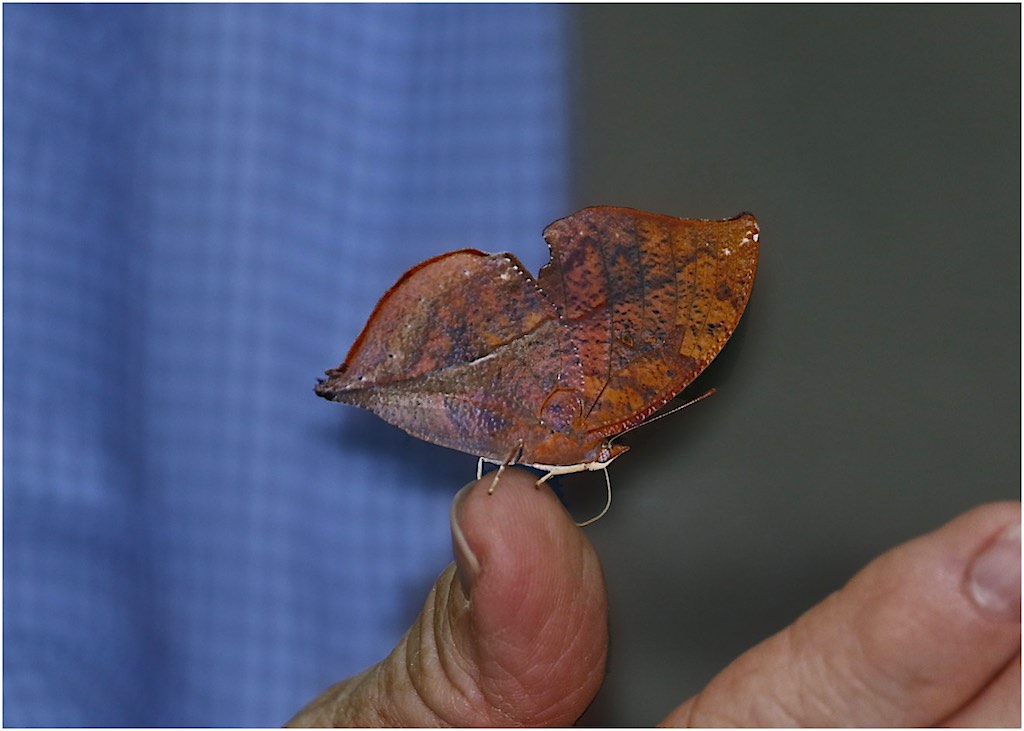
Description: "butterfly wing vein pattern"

(316, 207), (759, 471)
(539, 207), (759, 441)
(317, 249), (583, 462)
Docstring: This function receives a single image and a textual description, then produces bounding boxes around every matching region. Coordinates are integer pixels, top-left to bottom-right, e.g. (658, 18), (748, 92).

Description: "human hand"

(287, 469), (1020, 727)
(662, 500), (1020, 727)
(287, 468), (608, 726)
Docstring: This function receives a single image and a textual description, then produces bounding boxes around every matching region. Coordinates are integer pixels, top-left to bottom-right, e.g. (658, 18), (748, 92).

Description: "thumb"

(288, 468), (609, 727)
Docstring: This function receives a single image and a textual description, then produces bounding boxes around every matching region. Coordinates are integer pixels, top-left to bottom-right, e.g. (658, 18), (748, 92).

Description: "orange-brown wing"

(537, 207), (759, 439)
(315, 249), (584, 462)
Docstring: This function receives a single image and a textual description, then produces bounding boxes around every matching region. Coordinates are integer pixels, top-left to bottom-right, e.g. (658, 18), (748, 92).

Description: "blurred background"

(572, 5), (1019, 724)
(4, 4), (1018, 727)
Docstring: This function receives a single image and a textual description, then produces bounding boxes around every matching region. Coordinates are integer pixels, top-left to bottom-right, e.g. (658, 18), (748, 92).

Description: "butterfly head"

(590, 441), (629, 471)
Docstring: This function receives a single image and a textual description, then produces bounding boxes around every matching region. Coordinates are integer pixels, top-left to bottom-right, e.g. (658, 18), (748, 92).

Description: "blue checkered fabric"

(3, 5), (569, 726)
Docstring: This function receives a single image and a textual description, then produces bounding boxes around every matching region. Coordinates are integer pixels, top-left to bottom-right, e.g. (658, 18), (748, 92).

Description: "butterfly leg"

(487, 441), (524, 495)
(534, 471), (556, 489)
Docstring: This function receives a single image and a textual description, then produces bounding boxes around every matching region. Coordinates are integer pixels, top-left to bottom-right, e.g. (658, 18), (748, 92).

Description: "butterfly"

(316, 207), (759, 518)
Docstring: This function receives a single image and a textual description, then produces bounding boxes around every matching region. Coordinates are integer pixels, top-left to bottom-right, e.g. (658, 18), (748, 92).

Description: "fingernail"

(450, 481), (480, 601)
(966, 522), (1021, 619)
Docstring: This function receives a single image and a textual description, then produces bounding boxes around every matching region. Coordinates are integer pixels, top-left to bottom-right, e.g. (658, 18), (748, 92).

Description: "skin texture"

(287, 470), (1020, 727)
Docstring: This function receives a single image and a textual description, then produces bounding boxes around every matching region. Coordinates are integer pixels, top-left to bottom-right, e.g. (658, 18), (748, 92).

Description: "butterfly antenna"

(610, 388), (717, 444)
(575, 467), (612, 527)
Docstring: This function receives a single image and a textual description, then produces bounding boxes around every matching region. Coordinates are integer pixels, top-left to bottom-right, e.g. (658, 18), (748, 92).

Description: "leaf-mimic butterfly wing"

(538, 207), (759, 441)
(317, 207), (759, 471)
(315, 249), (584, 462)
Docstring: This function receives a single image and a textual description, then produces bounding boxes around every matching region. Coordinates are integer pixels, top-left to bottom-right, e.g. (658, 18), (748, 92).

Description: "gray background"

(566, 5), (1020, 726)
